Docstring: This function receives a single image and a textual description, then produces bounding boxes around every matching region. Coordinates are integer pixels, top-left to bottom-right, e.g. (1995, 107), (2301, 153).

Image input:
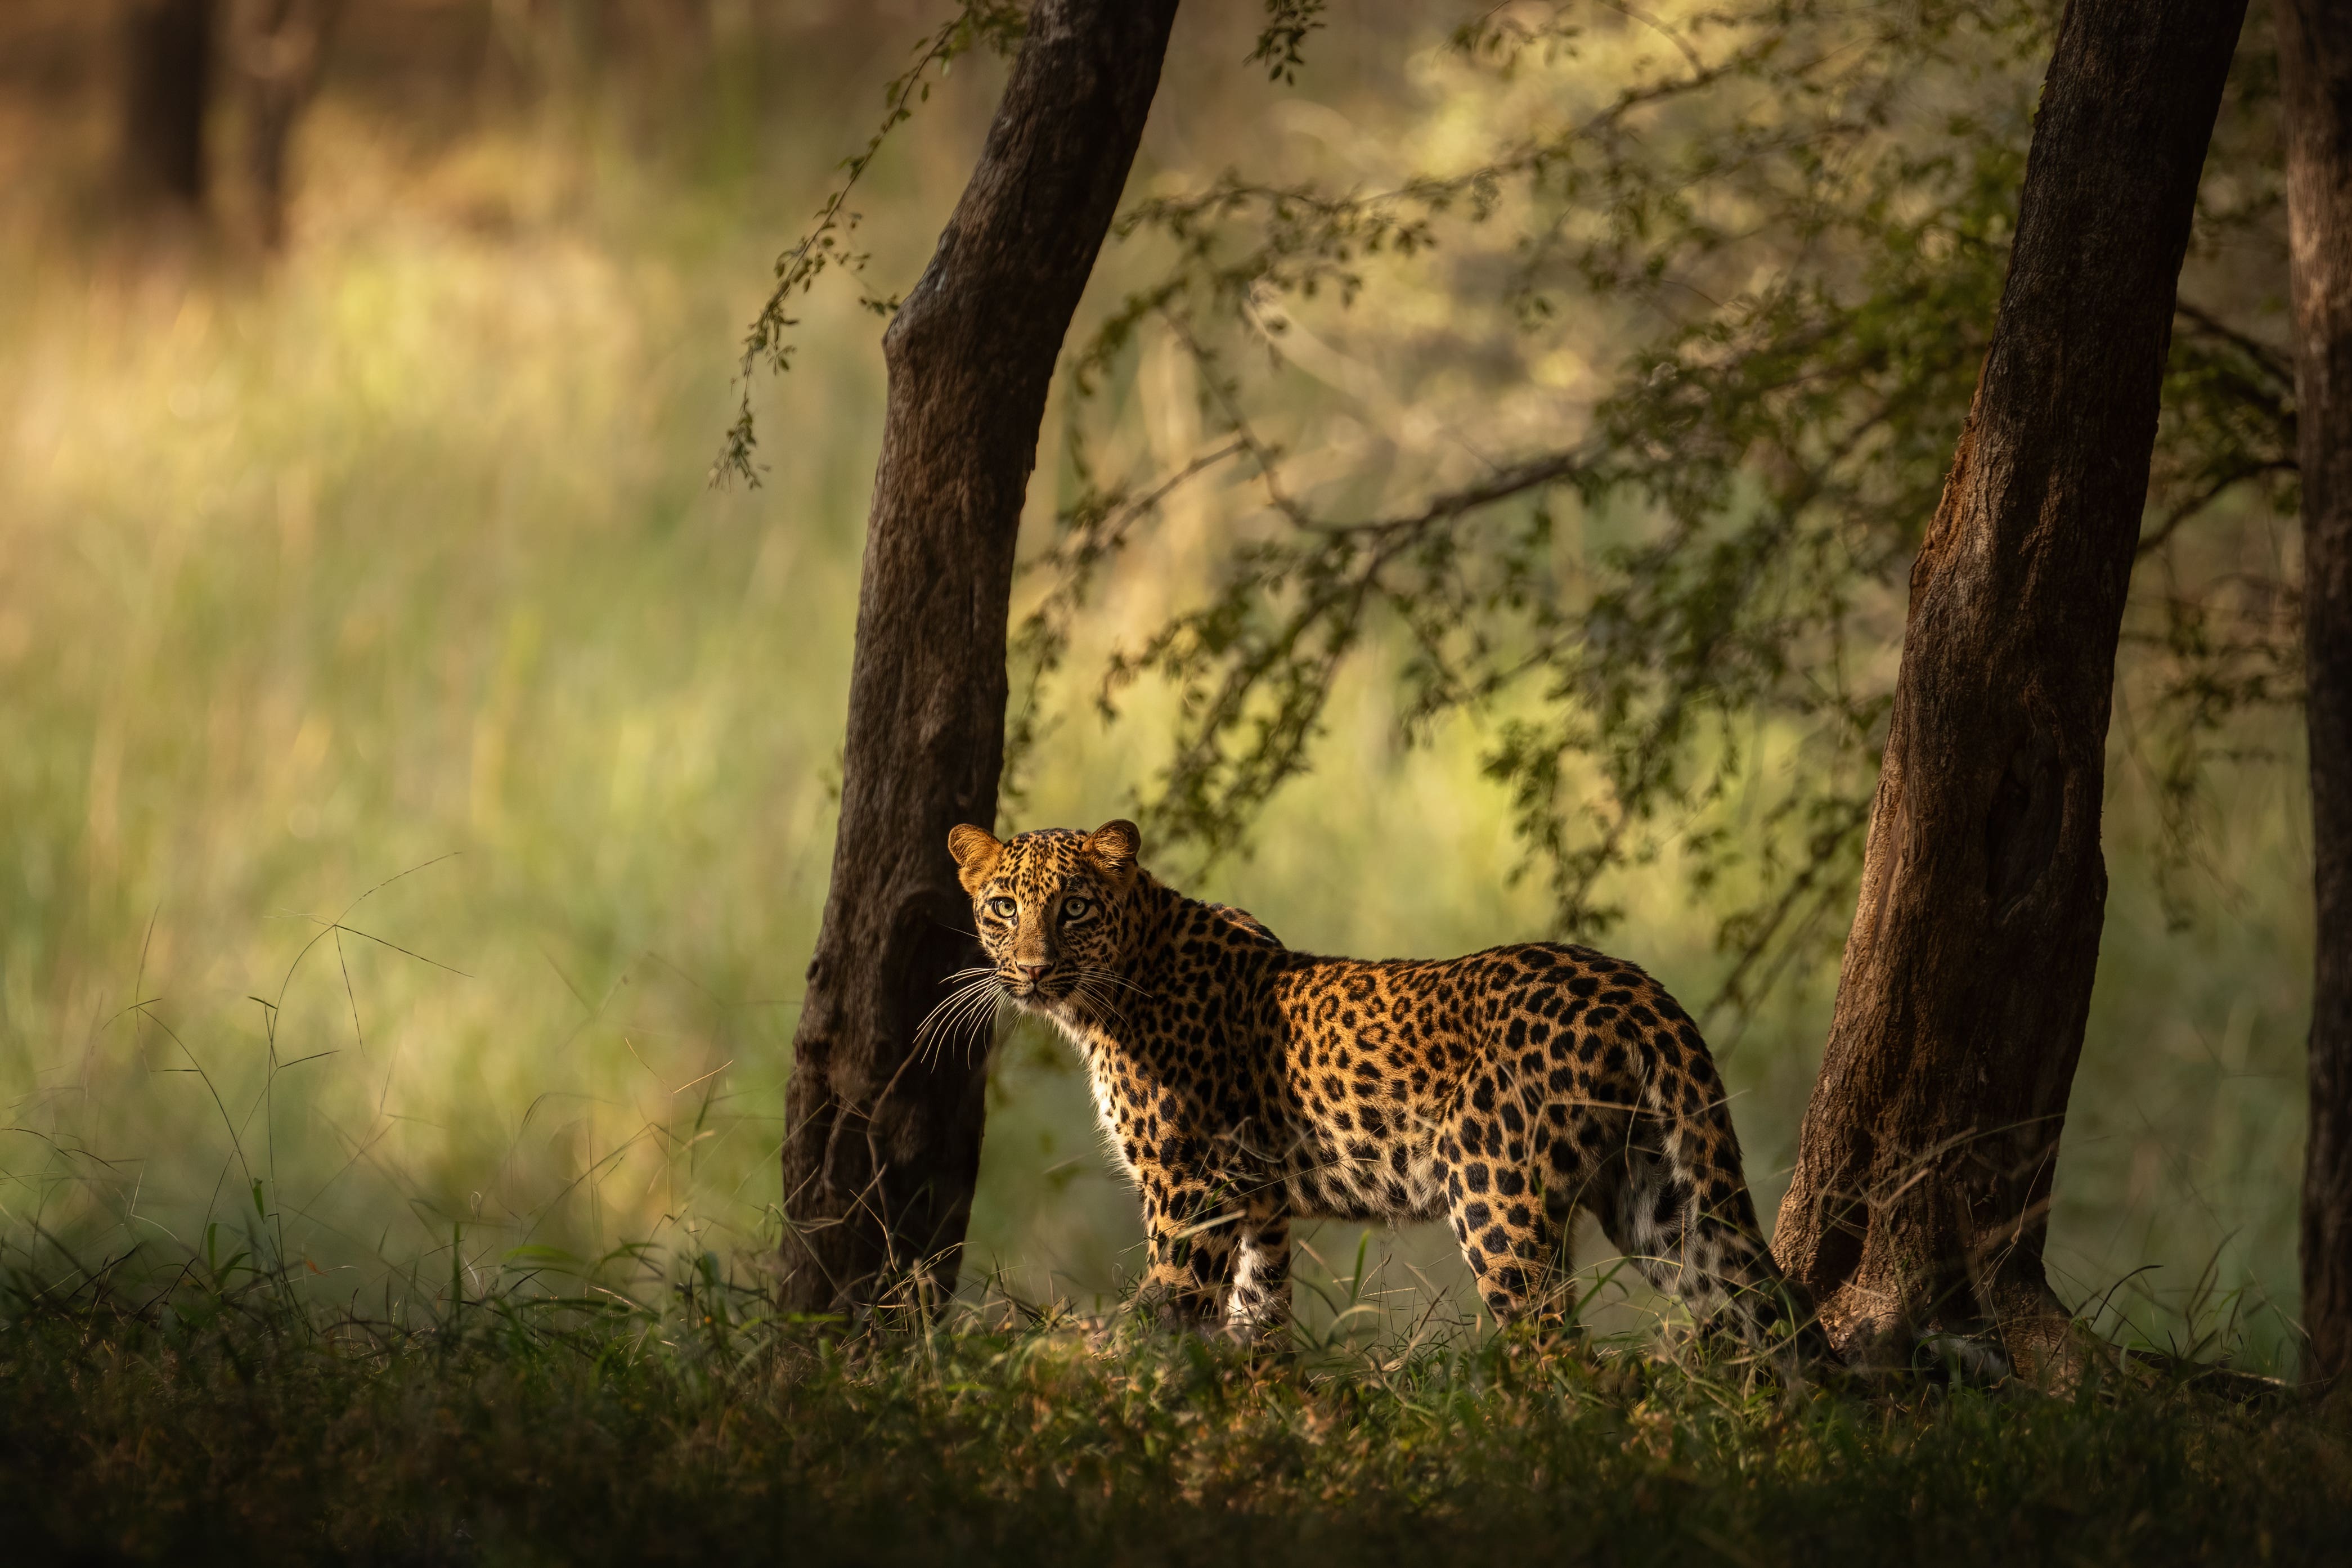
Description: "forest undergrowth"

(2, 1239), (2347, 1567)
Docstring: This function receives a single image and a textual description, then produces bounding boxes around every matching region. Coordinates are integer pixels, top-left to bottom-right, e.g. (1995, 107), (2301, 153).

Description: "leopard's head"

(946, 819), (1143, 1014)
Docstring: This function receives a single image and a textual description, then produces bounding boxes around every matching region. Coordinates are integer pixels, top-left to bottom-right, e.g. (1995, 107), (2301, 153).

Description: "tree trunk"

(122, 0), (216, 212)
(230, 0), (339, 250)
(775, 0), (1179, 1319)
(1770, 0), (2248, 1375)
(2278, 0), (2352, 1392)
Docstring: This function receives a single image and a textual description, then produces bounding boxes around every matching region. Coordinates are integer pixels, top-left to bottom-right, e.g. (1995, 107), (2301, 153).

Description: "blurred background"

(0, 0), (2313, 1367)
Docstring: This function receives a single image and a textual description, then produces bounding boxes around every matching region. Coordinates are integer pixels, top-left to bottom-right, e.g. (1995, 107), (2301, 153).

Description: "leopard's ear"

(948, 824), (1004, 895)
(1084, 819), (1141, 889)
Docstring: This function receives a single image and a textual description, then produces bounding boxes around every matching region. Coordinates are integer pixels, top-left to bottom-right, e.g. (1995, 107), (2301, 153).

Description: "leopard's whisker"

(1073, 968), (1139, 1008)
(938, 976), (1009, 1061)
(960, 994), (1012, 1068)
(914, 975), (996, 1035)
(1067, 974), (1130, 1032)
(963, 994), (1011, 1066)
(955, 980), (1007, 1041)
(914, 976), (1002, 1062)
(938, 990), (1003, 1066)
(1076, 966), (1155, 1000)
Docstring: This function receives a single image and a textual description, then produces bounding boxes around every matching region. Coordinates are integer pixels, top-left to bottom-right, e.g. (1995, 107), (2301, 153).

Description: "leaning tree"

(752, 0), (1181, 1317)
(122, 0), (215, 212)
(116, 0), (336, 242)
(1767, 0), (2251, 1373)
(2276, 0), (2352, 1389)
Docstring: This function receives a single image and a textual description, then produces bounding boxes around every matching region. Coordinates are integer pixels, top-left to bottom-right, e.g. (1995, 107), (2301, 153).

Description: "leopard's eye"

(1061, 896), (1093, 922)
(987, 896), (1018, 920)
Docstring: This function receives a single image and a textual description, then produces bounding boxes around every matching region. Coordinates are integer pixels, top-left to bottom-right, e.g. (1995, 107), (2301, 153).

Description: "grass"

(2, 1248), (2347, 1567)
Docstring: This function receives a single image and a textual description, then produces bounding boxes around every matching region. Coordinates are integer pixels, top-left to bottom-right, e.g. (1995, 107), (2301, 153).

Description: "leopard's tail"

(1620, 1050), (1837, 1368)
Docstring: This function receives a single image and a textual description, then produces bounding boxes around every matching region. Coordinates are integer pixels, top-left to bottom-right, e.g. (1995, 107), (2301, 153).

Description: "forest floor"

(3, 1255), (2347, 1567)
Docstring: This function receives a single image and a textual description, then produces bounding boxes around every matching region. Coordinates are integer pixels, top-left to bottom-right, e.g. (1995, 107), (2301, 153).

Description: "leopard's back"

(1235, 943), (1702, 1221)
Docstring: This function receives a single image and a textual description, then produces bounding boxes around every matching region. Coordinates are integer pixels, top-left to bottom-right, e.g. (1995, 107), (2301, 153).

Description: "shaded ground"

(1, 1260), (2346, 1567)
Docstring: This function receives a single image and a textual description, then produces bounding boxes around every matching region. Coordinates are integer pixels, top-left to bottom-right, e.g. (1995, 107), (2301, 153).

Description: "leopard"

(939, 816), (1829, 1362)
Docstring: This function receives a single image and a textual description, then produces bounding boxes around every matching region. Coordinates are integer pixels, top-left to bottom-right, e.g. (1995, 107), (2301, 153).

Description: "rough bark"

(122, 0), (216, 211)
(2278, 0), (2352, 1391)
(1770, 0), (2248, 1374)
(776, 0), (1179, 1318)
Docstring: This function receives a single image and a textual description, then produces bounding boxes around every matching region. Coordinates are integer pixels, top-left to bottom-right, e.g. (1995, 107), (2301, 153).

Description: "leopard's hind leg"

(1435, 1061), (1586, 1326)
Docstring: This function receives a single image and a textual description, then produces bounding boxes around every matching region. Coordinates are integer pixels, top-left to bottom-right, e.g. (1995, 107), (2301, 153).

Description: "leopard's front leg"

(1226, 1188), (1291, 1341)
(1134, 1170), (1246, 1328)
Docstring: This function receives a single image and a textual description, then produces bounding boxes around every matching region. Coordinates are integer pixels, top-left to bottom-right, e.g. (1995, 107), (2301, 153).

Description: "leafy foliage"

(1249, 0), (1328, 84)
(717, 0), (1029, 486)
(719, 0), (2299, 1007)
(1008, 0), (2299, 1013)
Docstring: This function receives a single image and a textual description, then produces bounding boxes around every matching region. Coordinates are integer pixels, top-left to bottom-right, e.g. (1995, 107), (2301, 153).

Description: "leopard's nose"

(1017, 962), (1050, 982)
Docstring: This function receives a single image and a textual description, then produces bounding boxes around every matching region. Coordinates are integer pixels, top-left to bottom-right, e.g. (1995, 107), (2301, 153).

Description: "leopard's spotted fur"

(946, 818), (1824, 1355)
